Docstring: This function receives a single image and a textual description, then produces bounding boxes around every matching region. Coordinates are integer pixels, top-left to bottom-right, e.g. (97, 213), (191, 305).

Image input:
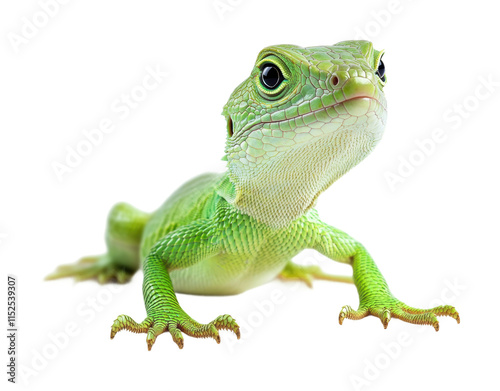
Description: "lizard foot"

(45, 254), (135, 284)
(338, 296), (460, 331)
(278, 262), (353, 288)
(110, 312), (240, 350)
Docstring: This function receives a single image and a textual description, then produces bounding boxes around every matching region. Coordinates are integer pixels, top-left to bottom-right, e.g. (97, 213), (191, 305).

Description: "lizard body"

(47, 40), (459, 350)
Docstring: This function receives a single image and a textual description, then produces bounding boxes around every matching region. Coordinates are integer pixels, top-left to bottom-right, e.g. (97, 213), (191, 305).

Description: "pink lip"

(338, 96), (385, 110)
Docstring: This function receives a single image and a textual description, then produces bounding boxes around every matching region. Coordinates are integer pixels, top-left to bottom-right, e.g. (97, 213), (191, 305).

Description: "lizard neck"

(217, 130), (378, 228)
(216, 140), (349, 229)
(216, 172), (320, 228)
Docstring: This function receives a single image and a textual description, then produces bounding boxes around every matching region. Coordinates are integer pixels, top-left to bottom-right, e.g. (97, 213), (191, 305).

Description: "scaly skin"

(47, 41), (460, 350)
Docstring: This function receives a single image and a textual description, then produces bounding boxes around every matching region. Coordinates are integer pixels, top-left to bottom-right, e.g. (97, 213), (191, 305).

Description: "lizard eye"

(260, 63), (283, 90)
(376, 57), (386, 82)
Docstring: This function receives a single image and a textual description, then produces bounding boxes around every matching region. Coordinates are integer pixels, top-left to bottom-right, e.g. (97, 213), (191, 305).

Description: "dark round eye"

(376, 58), (386, 82)
(260, 63), (283, 89)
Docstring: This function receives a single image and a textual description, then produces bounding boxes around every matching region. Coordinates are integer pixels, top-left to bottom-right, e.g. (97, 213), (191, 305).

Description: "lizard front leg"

(309, 217), (460, 330)
(110, 219), (240, 350)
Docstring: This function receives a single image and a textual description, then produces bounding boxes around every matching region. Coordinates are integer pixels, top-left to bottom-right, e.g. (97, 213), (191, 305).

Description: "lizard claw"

(381, 308), (391, 329)
(46, 254), (135, 284)
(111, 312), (240, 350)
(338, 298), (459, 331)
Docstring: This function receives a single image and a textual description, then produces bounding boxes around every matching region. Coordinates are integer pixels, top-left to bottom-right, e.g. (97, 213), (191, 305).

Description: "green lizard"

(47, 40), (460, 350)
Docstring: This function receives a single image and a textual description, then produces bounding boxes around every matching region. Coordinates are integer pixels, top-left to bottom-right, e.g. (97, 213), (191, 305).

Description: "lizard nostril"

(331, 75), (339, 87)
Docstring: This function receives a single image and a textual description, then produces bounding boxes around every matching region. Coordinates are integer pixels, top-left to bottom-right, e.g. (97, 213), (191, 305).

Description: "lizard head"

(220, 40), (388, 227)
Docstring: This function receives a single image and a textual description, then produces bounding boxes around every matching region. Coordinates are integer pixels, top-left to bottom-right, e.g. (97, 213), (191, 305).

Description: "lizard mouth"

(336, 96), (386, 117)
(239, 95), (386, 136)
(284, 96), (385, 123)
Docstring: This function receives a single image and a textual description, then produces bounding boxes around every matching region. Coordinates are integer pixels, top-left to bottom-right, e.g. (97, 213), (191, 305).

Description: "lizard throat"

(220, 126), (383, 228)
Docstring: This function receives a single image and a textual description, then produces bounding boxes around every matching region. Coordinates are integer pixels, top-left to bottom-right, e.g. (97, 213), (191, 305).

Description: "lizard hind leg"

(46, 202), (150, 284)
(278, 261), (353, 288)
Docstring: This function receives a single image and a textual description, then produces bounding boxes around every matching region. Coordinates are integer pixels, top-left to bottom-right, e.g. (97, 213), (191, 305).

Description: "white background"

(1, 0), (499, 390)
